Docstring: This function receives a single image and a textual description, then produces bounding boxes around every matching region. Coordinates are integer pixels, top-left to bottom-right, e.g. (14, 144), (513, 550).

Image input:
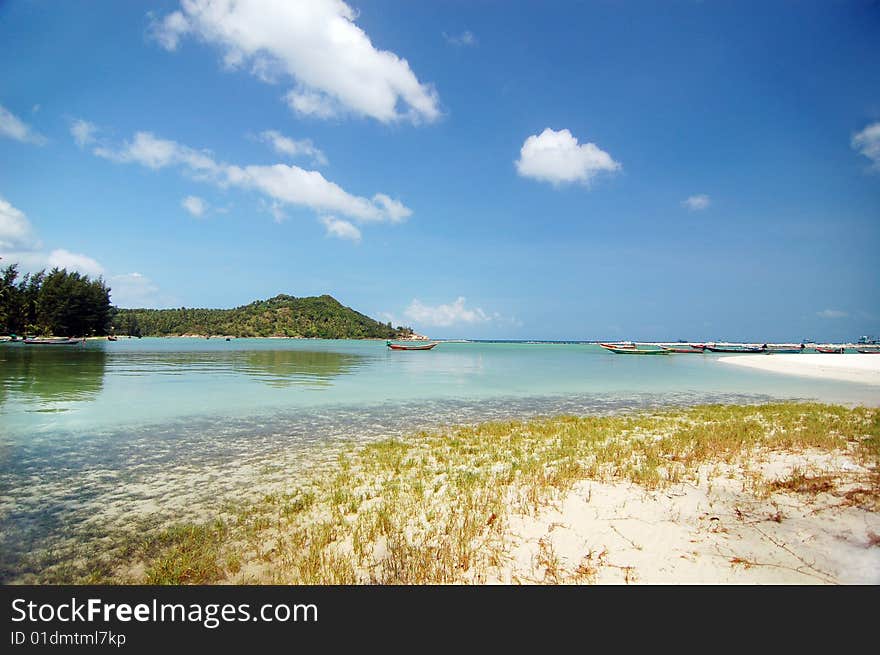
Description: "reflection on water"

(101, 347), (363, 388)
(0, 344), (106, 410)
(236, 349), (363, 387)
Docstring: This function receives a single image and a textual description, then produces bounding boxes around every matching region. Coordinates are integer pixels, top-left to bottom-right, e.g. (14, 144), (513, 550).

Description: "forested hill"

(112, 294), (414, 339)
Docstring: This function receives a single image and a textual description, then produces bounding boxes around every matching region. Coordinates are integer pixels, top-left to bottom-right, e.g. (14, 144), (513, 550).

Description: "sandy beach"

(496, 451), (879, 584)
(720, 354), (880, 387)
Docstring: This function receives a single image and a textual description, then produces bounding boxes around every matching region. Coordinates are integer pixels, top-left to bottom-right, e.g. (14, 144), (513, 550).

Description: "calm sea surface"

(1, 338), (877, 580)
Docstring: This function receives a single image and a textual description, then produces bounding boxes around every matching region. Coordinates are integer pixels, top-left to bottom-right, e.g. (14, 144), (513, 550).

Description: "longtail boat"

(856, 348), (880, 354)
(599, 342), (636, 349)
(764, 346), (805, 354)
(600, 343), (669, 355)
(24, 337), (85, 346)
(705, 345), (765, 353)
(816, 346), (844, 354)
(387, 341), (438, 351)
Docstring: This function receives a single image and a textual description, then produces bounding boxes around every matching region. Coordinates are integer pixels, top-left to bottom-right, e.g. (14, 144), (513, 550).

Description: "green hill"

(112, 294), (414, 339)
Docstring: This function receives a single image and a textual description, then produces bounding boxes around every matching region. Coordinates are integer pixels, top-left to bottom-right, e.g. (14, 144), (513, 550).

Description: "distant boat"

(387, 341), (438, 351)
(816, 346), (844, 354)
(705, 345), (765, 353)
(24, 337), (85, 346)
(600, 343), (669, 355)
(764, 345), (805, 354)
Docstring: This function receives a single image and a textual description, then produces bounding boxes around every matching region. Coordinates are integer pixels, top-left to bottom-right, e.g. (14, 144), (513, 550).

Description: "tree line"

(1, 261), (415, 340)
(112, 294), (415, 339)
(0, 262), (113, 337)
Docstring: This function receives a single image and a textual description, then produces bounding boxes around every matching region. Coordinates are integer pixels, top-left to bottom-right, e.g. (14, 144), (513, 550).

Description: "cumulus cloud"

(110, 272), (169, 308)
(94, 131), (219, 174)
(371, 193), (412, 223)
(181, 195), (207, 217)
(70, 119), (98, 148)
(93, 129), (410, 227)
(681, 194), (711, 211)
(150, 0), (440, 124)
(320, 216), (361, 242)
(0, 195), (105, 277)
(404, 297), (490, 327)
(515, 128), (620, 186)
(0, 104), (47, 145)
(443, 30), (477, 46)
(817, 309), (848, 319)
(0, 195), (41, 251)
(47, 249), (104, 277)
(852, 122), (880, 171)
(258, 130), (327, 166)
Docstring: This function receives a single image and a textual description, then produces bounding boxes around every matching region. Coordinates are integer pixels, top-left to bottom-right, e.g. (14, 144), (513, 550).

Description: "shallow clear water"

(0, 338), (877, 580)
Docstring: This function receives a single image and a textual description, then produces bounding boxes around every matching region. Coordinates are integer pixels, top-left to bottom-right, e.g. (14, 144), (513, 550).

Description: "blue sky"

(1, 0), (878, 341)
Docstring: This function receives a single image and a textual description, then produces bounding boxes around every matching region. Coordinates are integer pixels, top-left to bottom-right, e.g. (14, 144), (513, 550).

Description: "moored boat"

(387, 341), (438, 351)
(23, 337), (85, 346)
(816, 346), (844, 354)
(764, 345), (806, 354)
(705, 345), (766, 353)
(600, 343), (669, 355)
(856, 348), (880, 354)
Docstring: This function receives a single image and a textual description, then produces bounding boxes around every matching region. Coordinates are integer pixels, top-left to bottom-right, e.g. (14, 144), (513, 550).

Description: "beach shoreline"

(719, 353), (880, 386)
(11, 402), (876, 585)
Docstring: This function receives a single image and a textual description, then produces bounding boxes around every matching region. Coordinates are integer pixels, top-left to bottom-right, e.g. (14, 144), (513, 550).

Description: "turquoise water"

(1, 338), (877, 580)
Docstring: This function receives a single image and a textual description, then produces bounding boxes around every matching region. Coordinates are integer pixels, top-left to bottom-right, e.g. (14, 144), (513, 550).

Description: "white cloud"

(0, 104), (47, 145)
(284, 87), (340, 119)
(817, 309), (848, 319)
(110, 272), (167, 308)
(149, 10), (190, 51)
(228, 163), (408, 223)
(681, 194), (711, 211)
(404, 297), (490, 327)
(258, 130), (327, 166)
(443, 30), (477, 47)
(320, 216), (361, 242)
(0, 195), (41, 251)
(852, 122), (880, 170)
(94, 131), (218, 173)
(259, 199), (287, 223)
(371, 193), (412, 223)
(181, 195), (207, 217)
(70, 119), (98, 148)
(0, 196), (105, 278)
(94, 129), (410, 226)
(47, 249), (104, 277)
(151, 0), (441, 124)
(515, 128), (620, 186)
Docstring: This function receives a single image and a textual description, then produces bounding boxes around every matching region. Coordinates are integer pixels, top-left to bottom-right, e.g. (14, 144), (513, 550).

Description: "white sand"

(719, 354), (880, 386)
(491, 451), (880, 584)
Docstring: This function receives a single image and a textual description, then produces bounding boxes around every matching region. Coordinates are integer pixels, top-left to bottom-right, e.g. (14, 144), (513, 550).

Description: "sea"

(1, 338), (876, 580)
